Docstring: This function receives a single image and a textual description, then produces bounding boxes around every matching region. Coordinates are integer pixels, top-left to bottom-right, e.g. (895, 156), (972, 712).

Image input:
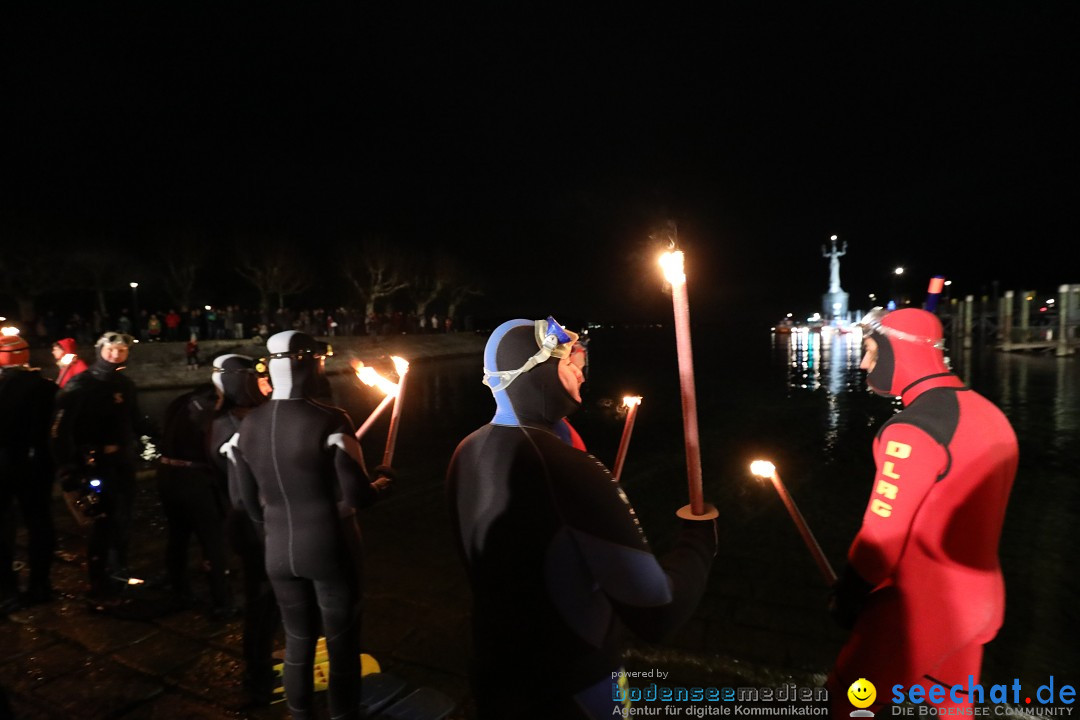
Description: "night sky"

(7, 5), (1075, 325)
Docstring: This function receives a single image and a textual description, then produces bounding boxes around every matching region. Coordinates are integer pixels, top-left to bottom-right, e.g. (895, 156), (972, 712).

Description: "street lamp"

(890, 267), (905, 309)
(129, 282), (140, 318)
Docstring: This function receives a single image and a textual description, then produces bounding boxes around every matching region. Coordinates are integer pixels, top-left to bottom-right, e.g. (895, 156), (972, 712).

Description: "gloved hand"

(828, 565), (874, 630)
(678, 502), (719, 558)
(371, 464), (396, 493)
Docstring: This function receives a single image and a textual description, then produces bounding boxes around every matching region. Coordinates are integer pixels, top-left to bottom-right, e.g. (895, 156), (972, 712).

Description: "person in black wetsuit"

(447, 317), (718, 719)
(51, 331), (154, 603)
(208, 353), (278, 705)
(232, 331), (391, 720)
(156, 381), (236, 617)
(0, 331), (58, 612)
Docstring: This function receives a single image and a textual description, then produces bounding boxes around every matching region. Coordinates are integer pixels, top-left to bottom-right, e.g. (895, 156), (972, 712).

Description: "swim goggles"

(482, 316), (579, 392)
(858, 308), (945, 349)
(95, 332), (135, 347)
(256, 343), (333, 374)
(212, 365), (266, 377)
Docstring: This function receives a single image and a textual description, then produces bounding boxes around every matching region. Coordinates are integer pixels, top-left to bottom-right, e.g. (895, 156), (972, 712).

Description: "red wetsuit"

(54, 339), (88, 388)
(830, 310), (1018, 714)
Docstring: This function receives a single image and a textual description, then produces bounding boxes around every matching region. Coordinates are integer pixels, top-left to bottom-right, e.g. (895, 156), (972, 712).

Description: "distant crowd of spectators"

(14, 305), (473, 348)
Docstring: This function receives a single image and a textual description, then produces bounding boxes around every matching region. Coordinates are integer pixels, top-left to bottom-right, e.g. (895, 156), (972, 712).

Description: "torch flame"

(355, 363), (399, 397)
(659, 250), (686, 285)
(1, 326), (20, 337)
(750, 460), (776, 478)
(391, 355), (410, 375)
(622, 395), (643, 408)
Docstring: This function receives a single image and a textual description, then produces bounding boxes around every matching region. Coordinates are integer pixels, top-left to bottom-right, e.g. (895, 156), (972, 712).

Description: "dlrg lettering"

(871, 440), (910, 518)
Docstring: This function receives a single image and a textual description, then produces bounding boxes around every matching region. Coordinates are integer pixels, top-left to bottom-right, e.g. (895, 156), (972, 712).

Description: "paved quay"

(4, 333), (842, 719)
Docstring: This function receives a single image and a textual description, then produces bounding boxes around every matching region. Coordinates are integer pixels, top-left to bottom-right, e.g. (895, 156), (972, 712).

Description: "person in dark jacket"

(231, 331), (391, 720)
(156, 382), (236, 618)
(0, 331), (58, 612)
(51, 331), (154, 603)
(447, 317), (718, 719)
(827, 309), (1019, 716)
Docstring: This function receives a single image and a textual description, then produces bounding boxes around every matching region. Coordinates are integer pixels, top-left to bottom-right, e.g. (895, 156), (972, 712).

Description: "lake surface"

(140, 322), (1079, 689)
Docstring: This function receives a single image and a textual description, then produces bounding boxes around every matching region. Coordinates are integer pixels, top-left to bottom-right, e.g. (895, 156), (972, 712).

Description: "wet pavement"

(1, 471), (479, 720)
(2, 466), (838, 720)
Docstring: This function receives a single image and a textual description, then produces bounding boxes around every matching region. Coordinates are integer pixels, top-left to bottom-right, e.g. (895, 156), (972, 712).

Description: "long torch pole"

(355, 394), (394, 440)
(381, 357), (410, 466)
(751, 461), (836, 584)
(612, 396), (642, 482)
(662, 251), (706, 517)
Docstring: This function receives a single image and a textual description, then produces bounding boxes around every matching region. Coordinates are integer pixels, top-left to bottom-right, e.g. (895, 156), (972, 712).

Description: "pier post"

(963, 295), (974, 349)
(1002, 291), (1014, 352)
(1057, 284), (1074, 357)
(1019, 290), (1034, 344)
(950, 298), (960, 344)
(980, 294), (990, 344)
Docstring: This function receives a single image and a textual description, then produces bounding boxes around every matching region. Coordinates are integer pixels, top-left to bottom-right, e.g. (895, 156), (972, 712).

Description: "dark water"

(140, 324), (1079, 687)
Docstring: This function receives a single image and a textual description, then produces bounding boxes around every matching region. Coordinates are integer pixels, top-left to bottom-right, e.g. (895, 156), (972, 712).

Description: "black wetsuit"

(0, 366), (58, 608)
(209, 353), (278, 702)
(448, 319), (716, 719)
(157, 384), (232, 611)
(233, 332), (381, 720)
(51, 357), (151, 596)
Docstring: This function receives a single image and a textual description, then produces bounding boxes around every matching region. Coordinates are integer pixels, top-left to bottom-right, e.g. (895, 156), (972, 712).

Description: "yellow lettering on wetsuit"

(875, 479), (899, 500)
(872, 441), (913, 517)
(884, 441), (912, 459)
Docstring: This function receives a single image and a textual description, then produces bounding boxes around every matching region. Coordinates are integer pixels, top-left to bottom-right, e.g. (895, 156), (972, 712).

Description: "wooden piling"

(1002, 290), (1014, 351)
(1058, 284), (1074, 357)
(963, 295), (974, 349)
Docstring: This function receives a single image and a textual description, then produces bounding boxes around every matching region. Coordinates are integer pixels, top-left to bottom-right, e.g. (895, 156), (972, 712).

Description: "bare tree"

(341, 241), (409, 318)
(405, 256), (447, 319)
(66, 244), (136, 319)
(159, 236), (209, 310)
(236, 242), (312, 322)
(439, 255), (483, 324)
(0, 233), (72, 324)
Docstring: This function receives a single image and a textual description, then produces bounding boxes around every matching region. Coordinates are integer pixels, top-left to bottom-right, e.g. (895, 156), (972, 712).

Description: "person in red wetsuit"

(828, 308), (1018, 715)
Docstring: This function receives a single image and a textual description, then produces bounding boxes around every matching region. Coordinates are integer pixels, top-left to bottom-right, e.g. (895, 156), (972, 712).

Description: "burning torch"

(749, 460), (836, 584)
(381, 356), (410, 466)
(660, 250), (715, 520)
(611, 396), (642, 483)
(353, 360), (399, 441)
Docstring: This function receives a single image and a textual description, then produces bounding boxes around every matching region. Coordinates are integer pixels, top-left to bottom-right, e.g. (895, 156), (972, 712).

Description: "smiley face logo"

(847, 678), (877, 709)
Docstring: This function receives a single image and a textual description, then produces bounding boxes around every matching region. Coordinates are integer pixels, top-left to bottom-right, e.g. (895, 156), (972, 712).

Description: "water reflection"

(1054, 358), (1078, 448)
(776, 328), (867, 452)
(779, 330), (863, 391)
